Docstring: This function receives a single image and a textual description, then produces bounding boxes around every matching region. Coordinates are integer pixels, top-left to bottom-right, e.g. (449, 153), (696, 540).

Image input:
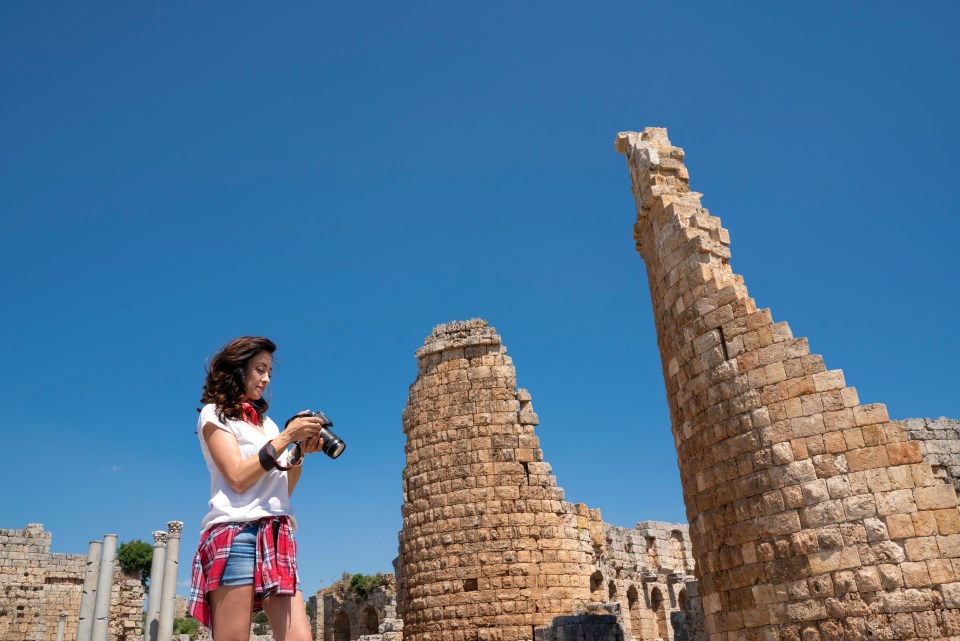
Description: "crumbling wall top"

(614, 127), (673, 154)
(414, 318), (502, 359)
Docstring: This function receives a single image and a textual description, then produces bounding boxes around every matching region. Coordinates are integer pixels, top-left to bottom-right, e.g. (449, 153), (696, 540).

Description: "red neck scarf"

(242, 402), (260, 426)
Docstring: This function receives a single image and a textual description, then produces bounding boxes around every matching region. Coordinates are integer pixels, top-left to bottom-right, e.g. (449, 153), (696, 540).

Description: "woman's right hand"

(280, 412), (325, 445)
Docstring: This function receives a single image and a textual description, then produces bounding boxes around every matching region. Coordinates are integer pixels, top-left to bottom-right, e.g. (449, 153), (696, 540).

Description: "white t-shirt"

(197, 403), (297, 533)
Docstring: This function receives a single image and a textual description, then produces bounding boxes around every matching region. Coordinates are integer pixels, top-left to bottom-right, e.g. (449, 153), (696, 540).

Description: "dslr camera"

(285, 410), (346, 459)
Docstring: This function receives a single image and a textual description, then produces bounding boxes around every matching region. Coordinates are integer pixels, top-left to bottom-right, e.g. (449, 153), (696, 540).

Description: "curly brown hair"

(200, 336), (276, 424)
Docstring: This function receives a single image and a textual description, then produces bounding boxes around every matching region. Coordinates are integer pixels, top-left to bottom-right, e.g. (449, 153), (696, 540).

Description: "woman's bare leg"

(208, 585), (255, 641)
(262, 590), (311, 641)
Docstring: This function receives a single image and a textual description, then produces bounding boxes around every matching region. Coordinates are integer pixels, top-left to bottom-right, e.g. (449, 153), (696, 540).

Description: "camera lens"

(320, 427), (346, 459)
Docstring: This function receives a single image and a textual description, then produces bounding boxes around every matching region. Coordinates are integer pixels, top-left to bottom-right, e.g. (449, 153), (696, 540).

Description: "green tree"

(116, 539), (153, 587)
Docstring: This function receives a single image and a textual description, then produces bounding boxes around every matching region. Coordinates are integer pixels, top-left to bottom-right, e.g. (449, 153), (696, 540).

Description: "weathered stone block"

(801, 501), (846, 528)
(942, 582), (960, 608)
(935, 508), (960, 534)
(914, 484), (957, 511)
(886, 441), (923, 466)
(926, 558), (955, 584)
(812, 371), (845, 393)
(877, 588), (940, 613)
(910, 511), (938, 537)
(878, 564), (904, 589)
(853, 404), (888, 427)
(841, 495), (877, 520)
(807, 547), (859, 574)
(861, 424), (888, 447)
(938, 533), (960, 557)
(845, 446), (890, 472)
(772, 460), (817, 488)
(785, 599), (827, 621)
(886, 514), (915, 540)
(901, 561), (933, 587)
(876, 489), (917, 517)
(872, 540), (907, 564)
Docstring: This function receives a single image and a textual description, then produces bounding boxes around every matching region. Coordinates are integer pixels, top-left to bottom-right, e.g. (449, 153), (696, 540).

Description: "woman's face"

(243, 351), (273, 401)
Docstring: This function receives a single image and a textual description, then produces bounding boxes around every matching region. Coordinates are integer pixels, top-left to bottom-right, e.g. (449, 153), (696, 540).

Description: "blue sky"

(2, 3), (958, 596)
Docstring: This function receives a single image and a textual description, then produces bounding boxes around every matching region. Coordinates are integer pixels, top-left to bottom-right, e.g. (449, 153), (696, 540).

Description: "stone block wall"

(0, 524), (144, 641)
(537, 603), (627, 641)
(902, 418), (960, 492)
(43, 553), (85, 640)
(0, 523), (53, 641)
(617, 127), (960, 641)
(670, 581), (706, 641)
(343, 513), (699, 641)
(596, 520), (696, 641)
(107, 570), (146, 641)
(309, 574), (402, 641)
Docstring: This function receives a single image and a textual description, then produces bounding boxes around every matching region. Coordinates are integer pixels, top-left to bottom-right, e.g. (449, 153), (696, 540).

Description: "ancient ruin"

(0, 521), (183, 641)
(616, 128), (960, 640)
(5, 129), (960, 641)
(394, 319), (698, 641)
(308, 574), (403, 641)
(0, 524), (144, 641)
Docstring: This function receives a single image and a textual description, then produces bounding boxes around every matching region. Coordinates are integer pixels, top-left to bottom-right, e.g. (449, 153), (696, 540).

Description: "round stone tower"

(396, 319), (594, 641)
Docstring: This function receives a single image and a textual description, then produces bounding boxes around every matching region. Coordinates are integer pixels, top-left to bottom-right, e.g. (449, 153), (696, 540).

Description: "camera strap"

(258, 441), (303, 471)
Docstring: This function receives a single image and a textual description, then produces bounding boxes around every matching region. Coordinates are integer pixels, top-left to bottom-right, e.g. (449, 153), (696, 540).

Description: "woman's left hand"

(301, 435), (324, 454)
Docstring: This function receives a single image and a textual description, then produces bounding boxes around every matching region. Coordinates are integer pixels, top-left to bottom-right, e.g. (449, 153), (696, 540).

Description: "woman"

(188, 336), (326, 641)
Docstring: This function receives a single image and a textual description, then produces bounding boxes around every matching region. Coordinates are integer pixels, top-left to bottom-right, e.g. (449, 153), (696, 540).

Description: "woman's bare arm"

(203, 416), (324, 493)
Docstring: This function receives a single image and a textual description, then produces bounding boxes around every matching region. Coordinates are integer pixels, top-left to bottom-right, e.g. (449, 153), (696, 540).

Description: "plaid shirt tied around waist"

(188, 516), (299, 629)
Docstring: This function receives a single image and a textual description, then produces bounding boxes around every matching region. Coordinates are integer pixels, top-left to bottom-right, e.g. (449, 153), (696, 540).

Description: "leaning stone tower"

(617, 128), (960, 640)
(396, 319), (595, 641)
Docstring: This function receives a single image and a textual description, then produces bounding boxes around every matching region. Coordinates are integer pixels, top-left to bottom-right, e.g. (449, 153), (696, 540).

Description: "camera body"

(286, 410), (346, 459)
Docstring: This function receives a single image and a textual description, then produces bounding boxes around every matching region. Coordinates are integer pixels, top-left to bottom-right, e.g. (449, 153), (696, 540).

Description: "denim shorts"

(220, 523), (258, 586)
(220, 521), (301, 592)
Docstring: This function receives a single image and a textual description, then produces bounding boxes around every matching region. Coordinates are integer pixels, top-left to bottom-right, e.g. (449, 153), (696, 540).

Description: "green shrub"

(348, 573), (384, 600)
(173, 616), (198, 640)
(251, 610), (269, 635)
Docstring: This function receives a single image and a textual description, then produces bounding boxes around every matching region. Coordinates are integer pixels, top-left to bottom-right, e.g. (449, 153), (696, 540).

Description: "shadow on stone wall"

(536, 603), (626, 641)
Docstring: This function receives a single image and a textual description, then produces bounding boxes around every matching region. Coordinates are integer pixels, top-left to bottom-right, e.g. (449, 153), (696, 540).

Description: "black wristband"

(258, 443), (278, 471)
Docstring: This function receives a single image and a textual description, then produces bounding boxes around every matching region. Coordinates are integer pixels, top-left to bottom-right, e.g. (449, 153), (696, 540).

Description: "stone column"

(90, 533), (117, 641)
(55, 612), (66, 641)
(157, 521), (183, 641)
(146, 530), (167, 641)
(76, 539), (102, 641)
(616, 128), (960, 641)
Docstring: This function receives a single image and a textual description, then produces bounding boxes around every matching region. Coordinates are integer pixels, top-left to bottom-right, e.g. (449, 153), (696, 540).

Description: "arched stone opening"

(589, 571), (604, 599)
(669, 530), (687, 572)
(333, 610), (351, 641)
(360, 606), (379, 635)
(678, 588), (687, 611)
(645, 537), (657, 568)
(607, 580), (617, 600)
(650, 587), (669, 641)
(626, 585), (642, 638)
